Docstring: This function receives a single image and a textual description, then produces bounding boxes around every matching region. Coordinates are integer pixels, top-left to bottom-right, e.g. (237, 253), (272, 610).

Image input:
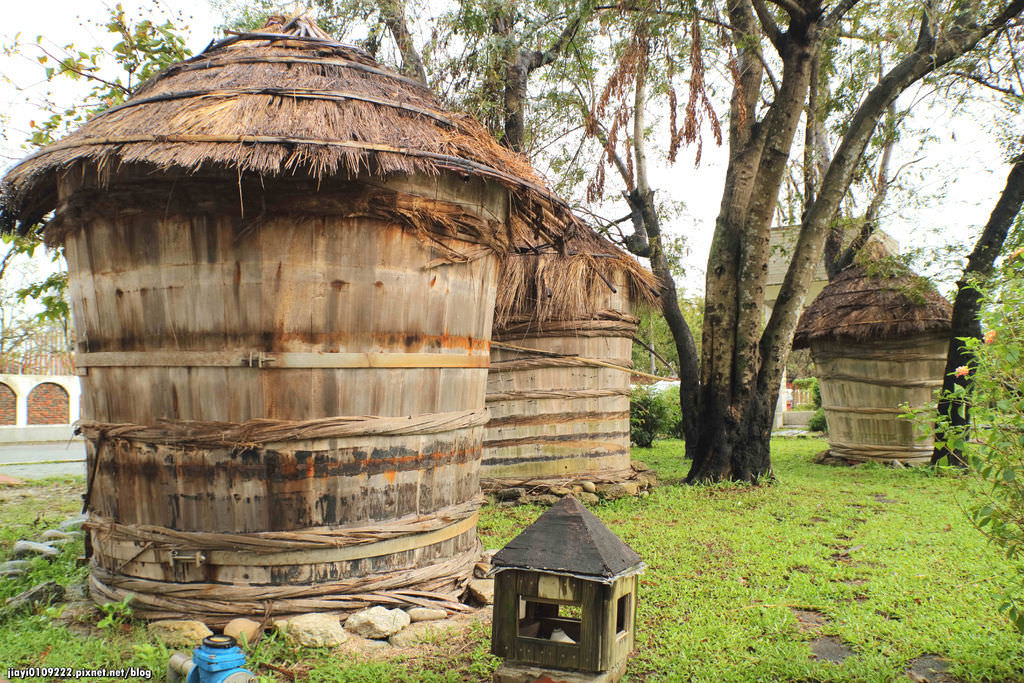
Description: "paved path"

(0, 441), (87, 480)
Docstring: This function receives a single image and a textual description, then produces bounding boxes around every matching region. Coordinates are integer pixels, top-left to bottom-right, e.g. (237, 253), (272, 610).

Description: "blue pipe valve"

(185, 635), (256, 683)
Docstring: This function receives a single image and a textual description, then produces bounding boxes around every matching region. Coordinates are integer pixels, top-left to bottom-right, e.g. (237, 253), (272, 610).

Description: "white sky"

(0, 0), (1017, 298)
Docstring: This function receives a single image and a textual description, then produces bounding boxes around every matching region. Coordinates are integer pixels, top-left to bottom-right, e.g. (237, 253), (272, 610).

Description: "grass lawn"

(2, 438), (1023, 682)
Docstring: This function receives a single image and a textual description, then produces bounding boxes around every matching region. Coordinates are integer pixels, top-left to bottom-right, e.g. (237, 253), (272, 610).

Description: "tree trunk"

(687, 7), (816, 483)
(377, 0), (428, 84)
(627, 188), (701, 446)
(933, 156), (1024, 467)
(504, 55), (530, 152)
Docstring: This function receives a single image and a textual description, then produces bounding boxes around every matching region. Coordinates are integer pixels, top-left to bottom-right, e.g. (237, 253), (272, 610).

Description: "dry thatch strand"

(89, 545), (478, 626)
(86, 497), (482, 552)
(494, 242), (657, 327)
(0, 14), (586, 255)
(793, 262), (952, 349)
(78, 408), (490, 448)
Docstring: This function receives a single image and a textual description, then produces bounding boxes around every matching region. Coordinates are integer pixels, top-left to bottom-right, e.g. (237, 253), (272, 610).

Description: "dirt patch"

(791, 609), (828, 633)
(906, 654), (959, 682)
(809, 636), (855, 663)
(873, 494), (900, 504)
(0, 481), (84, 517)
(829, 545), (864, 564)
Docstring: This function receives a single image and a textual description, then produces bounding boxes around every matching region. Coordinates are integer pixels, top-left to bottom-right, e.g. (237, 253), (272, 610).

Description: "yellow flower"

(954, 365), (970, 377)
(984, 330), (997, 344)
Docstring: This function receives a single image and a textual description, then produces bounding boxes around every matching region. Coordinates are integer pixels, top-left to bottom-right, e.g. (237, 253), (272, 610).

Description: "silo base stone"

(482, 462), (656, 507)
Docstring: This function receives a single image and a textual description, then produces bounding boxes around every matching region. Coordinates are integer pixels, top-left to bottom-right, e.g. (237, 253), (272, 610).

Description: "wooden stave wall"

(56, 166), (505, 597)
(812, 336), (948, 464)
(482, 269), (635, 483)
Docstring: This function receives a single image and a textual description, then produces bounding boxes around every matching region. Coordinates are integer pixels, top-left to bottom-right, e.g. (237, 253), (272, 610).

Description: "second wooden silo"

(482, 232), (657, 491)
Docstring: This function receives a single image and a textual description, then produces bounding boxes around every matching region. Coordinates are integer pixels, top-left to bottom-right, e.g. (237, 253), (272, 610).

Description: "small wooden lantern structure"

(489, 496), (644, 683)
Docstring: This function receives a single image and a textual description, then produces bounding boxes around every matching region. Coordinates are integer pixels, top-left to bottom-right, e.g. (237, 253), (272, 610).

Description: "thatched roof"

(793, 259), (952, 349)
(0, 15), (583, 253)
(494, 228), (659, 327)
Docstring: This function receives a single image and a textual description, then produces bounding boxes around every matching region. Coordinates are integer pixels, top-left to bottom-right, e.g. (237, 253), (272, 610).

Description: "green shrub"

(662, 384), (683, 438)
(630, 386), (672, 447)
(808, 407), (828, 432)
(935, 248), (1024, 632)
(792, 377), (822, 410)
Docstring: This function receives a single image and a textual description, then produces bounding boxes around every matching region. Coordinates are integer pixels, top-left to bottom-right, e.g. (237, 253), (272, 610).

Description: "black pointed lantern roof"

(491, 496), (644, 583)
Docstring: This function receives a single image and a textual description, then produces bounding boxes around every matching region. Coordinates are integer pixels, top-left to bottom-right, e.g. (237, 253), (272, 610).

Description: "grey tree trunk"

(932, 157), (1024, 467)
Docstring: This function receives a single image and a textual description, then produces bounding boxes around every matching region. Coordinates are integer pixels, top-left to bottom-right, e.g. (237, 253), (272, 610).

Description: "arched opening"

(27, 382), (70, 425)
(0, 383), (15, 425)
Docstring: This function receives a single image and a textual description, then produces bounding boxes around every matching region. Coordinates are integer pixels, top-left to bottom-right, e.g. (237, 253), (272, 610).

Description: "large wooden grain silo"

(793, 259), (952, 465)
(482, 232), (657, 491)
(0, 16), (585, 623)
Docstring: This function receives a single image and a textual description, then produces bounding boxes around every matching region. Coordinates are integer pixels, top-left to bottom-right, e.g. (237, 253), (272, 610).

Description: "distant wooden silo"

(793, 259), (953, 465)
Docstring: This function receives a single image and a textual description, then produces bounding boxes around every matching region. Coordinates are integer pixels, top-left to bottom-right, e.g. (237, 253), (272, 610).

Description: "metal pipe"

(166, 652), (194, 683)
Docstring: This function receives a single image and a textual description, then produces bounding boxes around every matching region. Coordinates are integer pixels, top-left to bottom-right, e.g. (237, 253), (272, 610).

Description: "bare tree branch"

(526, 1), (587, 70)
(35, 44), (129, 96)
(824, 0), (862, 28)
(752, 0), (785, 52)
(766, 0), (807, 23)
(947, 69), (1020, 96)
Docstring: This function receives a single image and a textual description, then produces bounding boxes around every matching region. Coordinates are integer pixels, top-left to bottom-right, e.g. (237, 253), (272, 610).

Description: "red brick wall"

(27, 382), (69, 425)
(0, 383), (15, 425)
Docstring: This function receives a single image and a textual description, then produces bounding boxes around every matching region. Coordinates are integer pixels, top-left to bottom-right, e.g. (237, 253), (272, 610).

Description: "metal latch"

(169, 550), (207, 569)
(245, 351), (274, 368)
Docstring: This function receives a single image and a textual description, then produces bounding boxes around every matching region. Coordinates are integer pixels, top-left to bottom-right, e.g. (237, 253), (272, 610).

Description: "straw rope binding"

(77, 408), (490, 448)
(86, 498), (483, 553)
(89, 544), (479, 626)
